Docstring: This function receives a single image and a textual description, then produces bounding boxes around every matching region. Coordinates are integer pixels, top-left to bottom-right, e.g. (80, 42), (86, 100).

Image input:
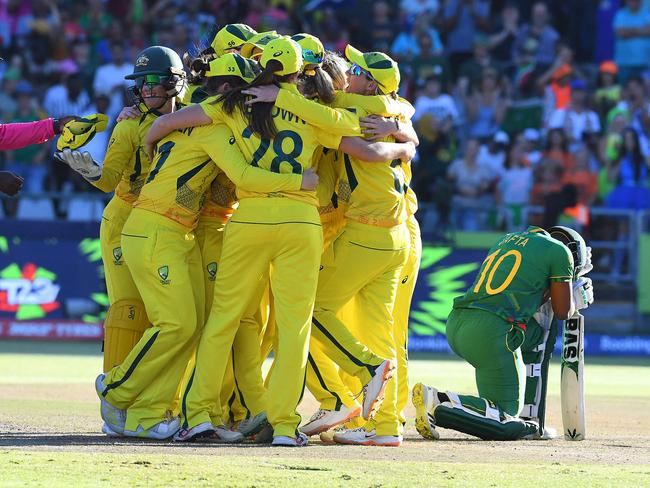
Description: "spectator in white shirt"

(521, 128), (542, 166)
(93, 43), (133, 105)
(448, 138), (494, 230)
(414, 74), (460, 125)
(477, 130), (509, 178)
(548, 79), (601, 149)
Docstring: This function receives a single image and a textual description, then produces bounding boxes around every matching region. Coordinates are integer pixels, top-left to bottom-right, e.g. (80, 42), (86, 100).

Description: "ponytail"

(299, 66), (335, 104)
(184, 52), (213, 85)
(217, 59), (291, 140)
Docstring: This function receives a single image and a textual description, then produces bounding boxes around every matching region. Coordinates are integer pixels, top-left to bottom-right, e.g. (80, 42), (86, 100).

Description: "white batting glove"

(572, 277), (594, 311)
(54, 148), (102, 181)
(578, 246), (593, 277)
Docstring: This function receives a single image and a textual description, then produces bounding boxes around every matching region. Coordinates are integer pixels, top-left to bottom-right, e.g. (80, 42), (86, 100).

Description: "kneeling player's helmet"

(548, 226), (588, 279)
(125, 46), (187, 110)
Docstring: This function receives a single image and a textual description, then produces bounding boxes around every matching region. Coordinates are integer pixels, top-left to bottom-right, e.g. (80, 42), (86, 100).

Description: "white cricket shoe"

(237, 411), (268, 437)
(124, 416), (180, 440)
(173, 422), (215, 442)
(333, 427), (402, 447)
(95, 374), (125, 434)
(412, 382), (441, 441)
(101, 422), (121, 437)
(214, 425), (245, 443)
(300, 405), (361, 436)
(271, 432), (309, 447)
(361, 360), (395, 420)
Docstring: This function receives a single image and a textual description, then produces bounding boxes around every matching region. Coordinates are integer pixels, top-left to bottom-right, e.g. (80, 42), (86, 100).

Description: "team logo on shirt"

(112, 247), (123, 265)
(136, 55), (149, 67)
(158, 265), (170, 284)
(206, 262), (217, 281)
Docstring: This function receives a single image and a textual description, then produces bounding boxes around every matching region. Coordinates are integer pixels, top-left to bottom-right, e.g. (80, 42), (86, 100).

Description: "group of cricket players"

(52, 22), (595, 447)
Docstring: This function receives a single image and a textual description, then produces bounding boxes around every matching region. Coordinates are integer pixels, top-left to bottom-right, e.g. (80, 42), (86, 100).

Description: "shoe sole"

(238, 418), (269, 437)
(412, 382), (438, 441)
(363, 362), (395, 420)
(301, 407), (362, 436)
(215, 433), (245, 444)
(174, 428), (216, 443)
(333, 437), (401, 447)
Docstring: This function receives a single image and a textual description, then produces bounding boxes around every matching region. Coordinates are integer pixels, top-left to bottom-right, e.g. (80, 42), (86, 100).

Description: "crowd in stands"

(1, 0), (650, 241)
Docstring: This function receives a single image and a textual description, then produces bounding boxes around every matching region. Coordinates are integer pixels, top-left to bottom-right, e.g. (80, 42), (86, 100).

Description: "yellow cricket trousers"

(195, 217), (268, 423)
(100, 196), (140, 303)
(101, 209), (205, 431)
(182, 198), (323, 437)
(393, 215), (421, 423)
(307, 217), (421, 425)
(311, 220), (409, 436)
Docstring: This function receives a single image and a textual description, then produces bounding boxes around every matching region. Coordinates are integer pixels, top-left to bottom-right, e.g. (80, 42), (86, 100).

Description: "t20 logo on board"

(0, 263), (61, 320)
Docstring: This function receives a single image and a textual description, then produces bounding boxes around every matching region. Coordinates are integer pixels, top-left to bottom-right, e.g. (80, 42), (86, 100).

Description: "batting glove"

(54, 149), (102, 181)
(578, 246), (593, 277)
(572, 277), (594, 311)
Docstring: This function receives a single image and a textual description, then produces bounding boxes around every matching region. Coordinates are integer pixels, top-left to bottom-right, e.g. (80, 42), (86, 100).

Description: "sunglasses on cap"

(134, 74), (174, 90)
(303, 49), (324, 65)
(349, 63), (384, 87)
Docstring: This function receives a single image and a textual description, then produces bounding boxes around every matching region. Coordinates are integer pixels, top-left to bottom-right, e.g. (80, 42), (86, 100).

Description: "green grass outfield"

(1, 341), (649, 488)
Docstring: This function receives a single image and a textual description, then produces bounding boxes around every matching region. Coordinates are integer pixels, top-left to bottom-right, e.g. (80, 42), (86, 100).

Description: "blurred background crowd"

(1, 0), (650, 248)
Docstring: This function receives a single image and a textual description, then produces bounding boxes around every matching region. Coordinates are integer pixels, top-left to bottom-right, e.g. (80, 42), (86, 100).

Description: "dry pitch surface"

(1, 341), (649, 487)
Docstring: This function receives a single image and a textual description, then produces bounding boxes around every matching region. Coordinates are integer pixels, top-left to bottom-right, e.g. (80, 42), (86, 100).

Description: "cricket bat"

(561, 312), (586, 441)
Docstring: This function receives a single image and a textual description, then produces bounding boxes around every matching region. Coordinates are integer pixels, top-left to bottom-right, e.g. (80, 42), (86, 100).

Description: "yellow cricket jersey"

(134, 123), (303, 229)
(199, 83), (345, 207)
(330, 93), (418, 218)
(333, 92), (415, 121)
(91, 114), (156, 204)
(181, 84), (210, 106)
(273, 92), (410, 228)
(200, 172), (238, 224)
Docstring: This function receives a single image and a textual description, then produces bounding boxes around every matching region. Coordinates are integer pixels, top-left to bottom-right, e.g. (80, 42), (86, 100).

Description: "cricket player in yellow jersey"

(145, 37), (395, 447)
(261, 45), (409, 446)
(257, 46), (418, 435)
(194, 56), (285, 439)
(239, 43), (420, 436)
(55, 46), (186, 379)
(95, 54), (310, 442)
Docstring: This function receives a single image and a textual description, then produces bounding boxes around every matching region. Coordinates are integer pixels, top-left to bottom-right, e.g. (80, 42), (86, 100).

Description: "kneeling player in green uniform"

(412, 226), (594, 440)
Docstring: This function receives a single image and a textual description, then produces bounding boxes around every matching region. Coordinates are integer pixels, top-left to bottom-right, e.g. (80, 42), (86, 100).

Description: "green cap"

(125, 46), (185, 79)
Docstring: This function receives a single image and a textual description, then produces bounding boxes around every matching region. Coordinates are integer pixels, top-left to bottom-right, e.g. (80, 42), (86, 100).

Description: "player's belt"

(507, 317), (527, 332)
(347, 214), (405, 228)
(199, 205), (234, 224)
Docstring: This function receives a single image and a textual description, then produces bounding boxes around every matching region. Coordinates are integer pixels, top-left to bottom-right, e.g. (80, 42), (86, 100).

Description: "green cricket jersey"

(453, 226), (573, 324)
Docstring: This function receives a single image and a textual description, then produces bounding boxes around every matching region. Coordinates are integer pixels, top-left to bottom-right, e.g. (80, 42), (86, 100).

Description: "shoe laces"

(353, 386), (366, 402)
(308, 409), (328, 422)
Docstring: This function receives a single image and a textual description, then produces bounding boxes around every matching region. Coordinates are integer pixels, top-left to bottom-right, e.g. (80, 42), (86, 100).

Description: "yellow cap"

(291, 33), (324, 70)
(211, 24), (258, 56)
(205, 53), (259, 83)
(345, 44), (400, 94)
(240, 31), (279, 59)
(259, 36), (302, 76)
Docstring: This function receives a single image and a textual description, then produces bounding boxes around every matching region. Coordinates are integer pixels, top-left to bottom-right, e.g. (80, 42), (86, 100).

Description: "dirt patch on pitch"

(1, 384), (649, 466)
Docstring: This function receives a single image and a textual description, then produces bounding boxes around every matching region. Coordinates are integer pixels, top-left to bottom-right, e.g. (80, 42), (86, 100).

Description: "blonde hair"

(322, 51), (349, 91)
